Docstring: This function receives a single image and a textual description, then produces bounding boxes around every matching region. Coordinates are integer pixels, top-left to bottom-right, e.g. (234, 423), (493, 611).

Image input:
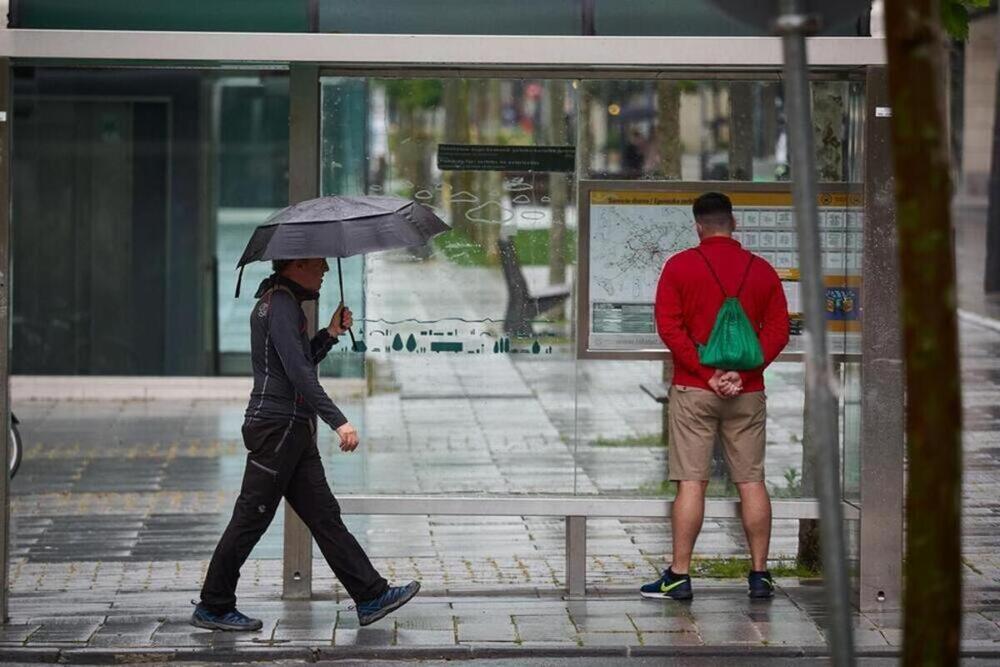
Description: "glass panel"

(319, 78), (369, 380)
(319, 75), (579, 495)
(316, 0), (866, 36)
(11, 67), (234, 375)
(15, 0), (308, 31)
(580, 78), (859, 184)
(319, 0), (580, 35)
(575, 75), (864, 501)
(580, 80), (784, 182)
(17, 0), (868, 35)
(592, 0), (866, 36)
(841, 79), (867, 503)
(215, 74), (291, 372)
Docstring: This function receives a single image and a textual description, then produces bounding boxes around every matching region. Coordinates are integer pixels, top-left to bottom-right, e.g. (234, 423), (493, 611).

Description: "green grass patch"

(433, 228), (576, 267)
(692, 557), (821, 579)
(768, 468), (803, 498)
(513, 228), (577, 266)
(591, 433), (664, 448)
(637, 477), (739, 498)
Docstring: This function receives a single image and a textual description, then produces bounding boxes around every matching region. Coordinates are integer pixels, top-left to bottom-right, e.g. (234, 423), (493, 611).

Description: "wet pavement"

(1, 205), (998, 661)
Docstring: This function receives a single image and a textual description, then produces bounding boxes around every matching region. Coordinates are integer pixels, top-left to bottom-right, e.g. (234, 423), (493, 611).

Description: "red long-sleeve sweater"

(654, 236), (790, 392)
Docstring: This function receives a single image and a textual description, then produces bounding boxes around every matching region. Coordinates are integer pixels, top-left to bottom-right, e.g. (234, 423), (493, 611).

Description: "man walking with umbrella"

(191, 195), (448, 631)
(190, 256), (419, 631)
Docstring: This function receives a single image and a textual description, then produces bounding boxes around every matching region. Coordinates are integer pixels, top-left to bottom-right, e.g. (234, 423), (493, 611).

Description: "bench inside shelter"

(497, 237), (571, 336)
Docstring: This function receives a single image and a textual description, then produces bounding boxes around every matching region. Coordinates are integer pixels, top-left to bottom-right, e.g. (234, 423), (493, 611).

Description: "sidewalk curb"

(959, 309), (1000, 333)
(0, 643), (997, 664)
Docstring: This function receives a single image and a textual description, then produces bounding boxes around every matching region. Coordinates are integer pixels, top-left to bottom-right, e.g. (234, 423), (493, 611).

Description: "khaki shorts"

(667, 385), (767, 483)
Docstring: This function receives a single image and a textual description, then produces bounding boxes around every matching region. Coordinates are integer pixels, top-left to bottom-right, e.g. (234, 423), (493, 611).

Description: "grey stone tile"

(396, 629), (457, 645)
(578, 631), (639, 646)
(91, 620), (161, 638)
(630, 615), (697, 633)
(628, 601), (697, 618)
(513, 615), (578, 642)
(638, 631), (703, 646)
(148, 632), (215, 648)
(0, 624), (40, 643)
(753, 621), (826, 645)
(333, 627), (395, 646)
(272, 622), (335, 642)
(457, 621), (518, 643)
(26, 620), (101, 643)
(693, 617), (763, 644)
(394, 615), (455, 631)
(569, 614), (636, 632)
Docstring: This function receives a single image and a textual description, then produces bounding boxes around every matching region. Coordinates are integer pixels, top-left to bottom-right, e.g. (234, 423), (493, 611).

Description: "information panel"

(578, 182), (863, 359)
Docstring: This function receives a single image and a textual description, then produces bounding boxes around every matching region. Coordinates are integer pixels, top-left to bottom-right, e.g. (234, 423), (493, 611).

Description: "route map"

(582, 187), (864, 356)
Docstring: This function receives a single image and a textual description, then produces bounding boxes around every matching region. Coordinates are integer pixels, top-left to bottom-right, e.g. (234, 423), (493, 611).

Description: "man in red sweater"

(641, 192), (790, 601)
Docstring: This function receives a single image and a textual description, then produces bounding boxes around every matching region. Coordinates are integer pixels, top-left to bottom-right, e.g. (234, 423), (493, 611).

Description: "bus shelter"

(0, 18), (899, 620)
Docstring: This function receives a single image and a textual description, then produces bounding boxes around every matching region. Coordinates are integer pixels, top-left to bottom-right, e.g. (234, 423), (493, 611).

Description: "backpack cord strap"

(736, 255), (755, 297)
(694, 248), (730, 298)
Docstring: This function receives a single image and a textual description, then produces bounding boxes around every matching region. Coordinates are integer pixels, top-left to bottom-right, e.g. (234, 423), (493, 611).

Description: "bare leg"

(736, 481), (772, 571)
(670, 480), (709, 574)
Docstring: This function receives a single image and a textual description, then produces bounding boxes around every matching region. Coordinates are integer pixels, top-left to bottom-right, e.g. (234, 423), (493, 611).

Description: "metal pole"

(283, 63), (320, 600)
(775, 2), (855, 664)
(0, 57), (11, 624)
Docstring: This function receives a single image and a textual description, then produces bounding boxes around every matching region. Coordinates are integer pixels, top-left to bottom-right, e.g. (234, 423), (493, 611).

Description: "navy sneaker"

(190, 603), (263, 631)
(748, 570), (775, 599)
(640, 567), (693, 600)
(356, 581), (421, 626)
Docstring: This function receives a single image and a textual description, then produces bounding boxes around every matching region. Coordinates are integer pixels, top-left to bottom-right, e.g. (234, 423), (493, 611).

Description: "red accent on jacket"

(654, 236), (790, 392)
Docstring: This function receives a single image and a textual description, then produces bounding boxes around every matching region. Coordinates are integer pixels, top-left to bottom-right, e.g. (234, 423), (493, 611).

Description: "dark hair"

(692, 192), (733, 219)
(272, 259), (293, 273)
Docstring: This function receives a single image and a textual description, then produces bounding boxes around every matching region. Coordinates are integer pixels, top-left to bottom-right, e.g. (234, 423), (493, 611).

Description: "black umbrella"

(235, 195), (450, 349)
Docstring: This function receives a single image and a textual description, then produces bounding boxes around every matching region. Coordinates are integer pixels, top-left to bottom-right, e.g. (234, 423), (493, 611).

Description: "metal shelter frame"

(0, 30), (900, 620)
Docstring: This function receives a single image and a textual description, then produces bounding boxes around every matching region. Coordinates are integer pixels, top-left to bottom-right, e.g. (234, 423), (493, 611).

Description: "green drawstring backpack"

(695, 249), (765, 371)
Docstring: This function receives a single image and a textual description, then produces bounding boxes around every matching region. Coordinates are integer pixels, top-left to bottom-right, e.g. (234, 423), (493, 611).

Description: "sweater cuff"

(325, 410), (348, 430)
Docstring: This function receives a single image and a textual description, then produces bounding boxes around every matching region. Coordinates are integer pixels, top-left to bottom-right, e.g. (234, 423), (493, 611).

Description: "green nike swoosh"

(660, 579), (688, 593)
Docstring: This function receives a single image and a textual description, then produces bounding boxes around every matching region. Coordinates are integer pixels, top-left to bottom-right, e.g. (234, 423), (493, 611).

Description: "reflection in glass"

(320, 76), (581, 494)
(215, 74), (291, 370)
(580, 78), (856, 184)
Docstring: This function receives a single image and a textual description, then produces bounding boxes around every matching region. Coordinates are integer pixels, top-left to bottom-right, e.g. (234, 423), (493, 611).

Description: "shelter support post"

(859, 65), (904, 612)
(283, 63), (321, 600)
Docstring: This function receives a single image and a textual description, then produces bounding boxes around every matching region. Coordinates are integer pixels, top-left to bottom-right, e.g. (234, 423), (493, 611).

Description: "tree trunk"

(656, 80), (683, 447)
(985, 15), (1000, 293)
(472, 80), (502, 263)
(547, 80), (568, 308)
(728, 81), (754, 181)
(812, 82), (846, 182)
(796, 80), (846, 571)
(656, 81), (683, 179)
(444, 80), (474, 237)
(885, 0), (963, 662)
(577, 84), (595, 178)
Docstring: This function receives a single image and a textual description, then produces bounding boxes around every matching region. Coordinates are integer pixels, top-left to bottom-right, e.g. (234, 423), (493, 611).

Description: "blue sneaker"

(356, 581), (421, 626)
(190, 603), (263, 631)
(748, 570), (775, 599)
(640, 567), (693, 600)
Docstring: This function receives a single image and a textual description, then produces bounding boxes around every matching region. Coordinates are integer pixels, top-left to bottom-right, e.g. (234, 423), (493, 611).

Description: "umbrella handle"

(336, 258), (358, 352)
(338, 300), (358, 352)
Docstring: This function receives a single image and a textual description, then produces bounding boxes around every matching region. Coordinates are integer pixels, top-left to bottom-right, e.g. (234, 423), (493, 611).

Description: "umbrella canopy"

(236, 195), (449, 270)
(234, 195), (451, 351)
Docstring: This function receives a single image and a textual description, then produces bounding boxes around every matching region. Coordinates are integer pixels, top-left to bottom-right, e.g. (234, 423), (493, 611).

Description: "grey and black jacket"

(243, 274), (348, 431)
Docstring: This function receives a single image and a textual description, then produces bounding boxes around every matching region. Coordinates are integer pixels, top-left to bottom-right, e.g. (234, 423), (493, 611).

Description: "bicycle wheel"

(9, 420), (21, 479)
